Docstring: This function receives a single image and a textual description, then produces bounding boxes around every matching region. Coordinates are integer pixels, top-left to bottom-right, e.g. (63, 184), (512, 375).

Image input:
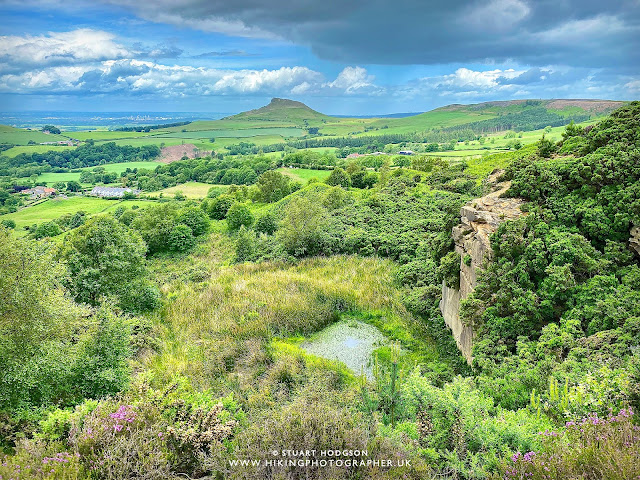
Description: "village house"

(22, 187), (56, 199)
(398, 150), (415, 155)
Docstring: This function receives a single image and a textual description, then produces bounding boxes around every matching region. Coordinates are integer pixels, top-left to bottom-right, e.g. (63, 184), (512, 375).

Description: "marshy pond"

(300, 319), (388, 379)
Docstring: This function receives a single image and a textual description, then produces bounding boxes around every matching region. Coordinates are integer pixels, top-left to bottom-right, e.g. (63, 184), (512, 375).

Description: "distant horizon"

(0, 96), (631, 126)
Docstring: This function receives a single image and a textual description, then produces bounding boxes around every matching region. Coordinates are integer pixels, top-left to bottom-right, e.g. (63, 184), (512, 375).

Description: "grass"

(70, 130), (170, 141)
(2, 145), (76, 157)
(276, 167), (332, 183)
(4, 196), (121, 233)
(0, 125), (70, 145)
(465, 143), (537, 178)
(144, 254), (415, 389)
(155, 127), (304, 139)
(35, 161), (163, 184)
(148, 182), (220, 199)
(5, 196), (157, 236)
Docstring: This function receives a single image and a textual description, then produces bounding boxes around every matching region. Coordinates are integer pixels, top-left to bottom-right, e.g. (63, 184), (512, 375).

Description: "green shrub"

(254, 212), (277, 235)
(226, 203), (254, 231)
(169, 224), (196, 252)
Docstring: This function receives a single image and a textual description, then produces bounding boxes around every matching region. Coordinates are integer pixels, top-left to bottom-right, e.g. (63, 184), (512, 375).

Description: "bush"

(500, 409), (639, 480)
(226, 203), (254, 231)
(438, 251), (461, 289)
(325, 167), (351, 187)
(176, 206), (210, 236)
(254, 212), (277, 235)
(169, 224), (196, 252)
(207, 194), (235, 219)
(33, 221), (62, 239)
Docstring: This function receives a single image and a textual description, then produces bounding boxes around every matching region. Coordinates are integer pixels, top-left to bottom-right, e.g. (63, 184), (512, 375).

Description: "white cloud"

(324, 66), (384, 95)
(0, 29), (132, 72)
(624, 79), (640, 93)
(0, 60), (382, 97)
(439, 67), (521, 88)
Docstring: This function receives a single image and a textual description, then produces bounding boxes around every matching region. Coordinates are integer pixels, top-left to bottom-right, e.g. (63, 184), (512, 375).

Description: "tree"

(131, 203), (178, 253)
(254, 212), (277, 235)
(66, 181), (82, 192)
(325, 168), (351, 188)
(1, 219), (15, 229)
(33, 221), (62, 239)
(0, 230), (131, 409)
(168, 224), (196, 252)
(256, 171), (290, 203)
(235, 226), (256, 262)
(227, 203), (254, 231)
(41, 125), (61, 134)
(537, 134), (557, 158)
(176, 206), (210, 236)
(63, 215), (148, 306)
(277, 197), (329, 256)
(207, 194), (236, 219)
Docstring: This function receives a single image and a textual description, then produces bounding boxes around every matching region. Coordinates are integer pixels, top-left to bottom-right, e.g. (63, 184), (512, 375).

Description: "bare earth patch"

(159, 143), (211, 163)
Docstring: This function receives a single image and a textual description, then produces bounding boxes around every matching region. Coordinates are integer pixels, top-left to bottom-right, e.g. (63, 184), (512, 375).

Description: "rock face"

(439, 171), (525, 364)
(631, 225), (640, 256)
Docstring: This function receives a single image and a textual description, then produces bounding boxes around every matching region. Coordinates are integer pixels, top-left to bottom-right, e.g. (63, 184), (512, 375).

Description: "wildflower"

(511, 452), (521, 462)
(523, 451), (536, 462)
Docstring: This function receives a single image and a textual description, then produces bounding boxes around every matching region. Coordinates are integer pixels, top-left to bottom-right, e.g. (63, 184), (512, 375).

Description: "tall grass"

(145, 255), (411, 393)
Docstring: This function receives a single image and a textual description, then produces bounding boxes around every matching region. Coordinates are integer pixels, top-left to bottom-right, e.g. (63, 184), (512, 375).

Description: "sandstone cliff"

(631, 225), (640, 256)
(439, 171), (525, 364)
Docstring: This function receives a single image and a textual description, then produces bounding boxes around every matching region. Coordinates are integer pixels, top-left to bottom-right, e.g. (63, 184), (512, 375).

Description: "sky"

(0, 0), (638, 115)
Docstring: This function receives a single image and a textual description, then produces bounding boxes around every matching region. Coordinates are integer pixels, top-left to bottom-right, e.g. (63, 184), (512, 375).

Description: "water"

(301, 319), (387, 379)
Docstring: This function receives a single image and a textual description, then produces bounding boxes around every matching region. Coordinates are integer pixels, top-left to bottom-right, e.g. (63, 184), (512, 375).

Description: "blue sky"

(0, 0), (638, 115)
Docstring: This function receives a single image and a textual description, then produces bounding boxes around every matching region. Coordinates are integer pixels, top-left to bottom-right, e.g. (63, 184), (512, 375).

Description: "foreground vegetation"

(0, 101), (638, 479)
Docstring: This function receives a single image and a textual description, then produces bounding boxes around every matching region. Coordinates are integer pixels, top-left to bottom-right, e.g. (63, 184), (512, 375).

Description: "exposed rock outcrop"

(439, 171), (525, 364)
(631, 225), (640, 256)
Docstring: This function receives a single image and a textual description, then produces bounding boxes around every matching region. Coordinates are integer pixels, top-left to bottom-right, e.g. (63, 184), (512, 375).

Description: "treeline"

(113, 121), (191, 132)
(228, 131), (478, 157)
(122, 155), (280, 191)
(443, 107), (591, 134)
(0, 142), (161, 179)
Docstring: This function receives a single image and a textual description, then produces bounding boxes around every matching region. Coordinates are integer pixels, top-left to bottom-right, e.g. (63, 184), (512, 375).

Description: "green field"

(277, 167), (332, 183)
(35, 161), (164, 184)
(71, 130), (169, 141)
(148, 182), (224, 199)
(156, 127), (304, 139)
(4, 197), (118, 233)
(2, 145), (76, 157)
(4, 196), (157, 235)
(0, 125), (70, 145)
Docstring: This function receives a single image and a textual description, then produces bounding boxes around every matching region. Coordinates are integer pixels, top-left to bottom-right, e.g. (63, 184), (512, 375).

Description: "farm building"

(90, 187), (140, 198)
(397, 150), (415, 155)
(22, 187), (56, 199)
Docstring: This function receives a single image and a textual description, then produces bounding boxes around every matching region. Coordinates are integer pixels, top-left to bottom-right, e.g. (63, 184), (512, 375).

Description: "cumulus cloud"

(0, 29), (132, 72)
(324, 66), (384, 95)
(0, 61), (386, 98)
(99, 0), (640, 69)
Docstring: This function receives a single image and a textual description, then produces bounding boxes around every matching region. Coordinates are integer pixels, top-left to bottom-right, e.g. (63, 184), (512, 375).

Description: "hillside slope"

(224, 97), (332, 123)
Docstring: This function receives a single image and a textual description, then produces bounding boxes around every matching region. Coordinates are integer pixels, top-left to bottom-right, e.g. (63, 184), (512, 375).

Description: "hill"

(435, 98), (624, 115)
(223, 97), (333, 124)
